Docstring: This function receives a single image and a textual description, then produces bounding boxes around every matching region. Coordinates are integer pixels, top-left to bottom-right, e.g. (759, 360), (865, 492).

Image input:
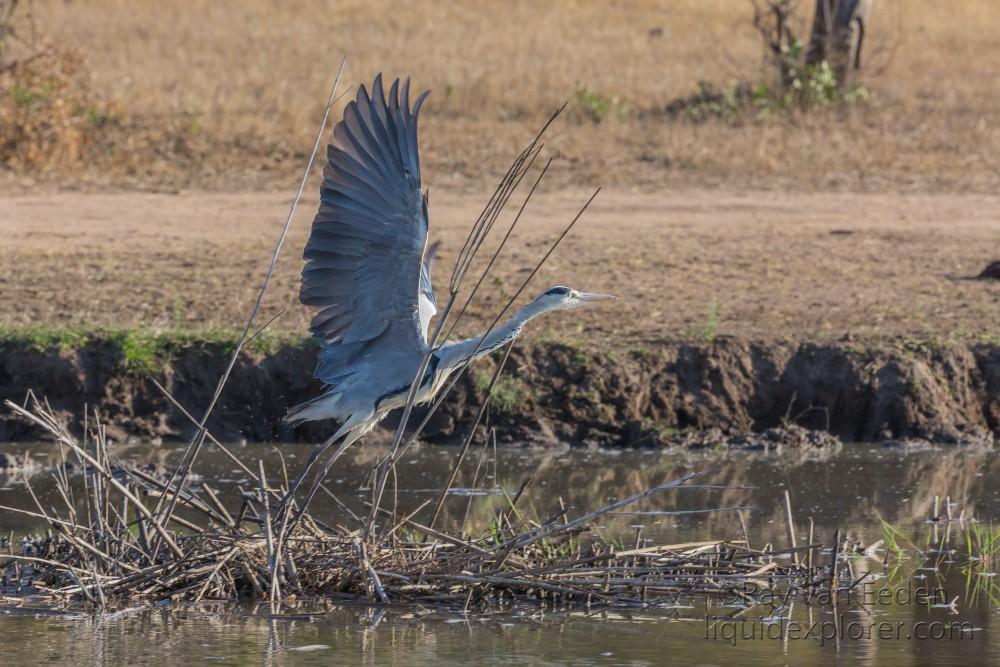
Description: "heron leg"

(275, 432), (337, 518)
(285, 425), (367, 534)
(277, 412), (368, 512)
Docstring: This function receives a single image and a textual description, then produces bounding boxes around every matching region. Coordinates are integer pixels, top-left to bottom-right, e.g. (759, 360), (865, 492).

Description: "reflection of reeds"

(966, 522), (1000, 571)
(2, 396), (857, 612)
(963, 522), (1000, 608)
(877, 516), (1000, 609)
(879, 516), (918, 560)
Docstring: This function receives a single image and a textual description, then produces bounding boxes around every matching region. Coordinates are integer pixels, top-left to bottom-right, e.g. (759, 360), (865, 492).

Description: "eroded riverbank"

(0, 334), (997, 447)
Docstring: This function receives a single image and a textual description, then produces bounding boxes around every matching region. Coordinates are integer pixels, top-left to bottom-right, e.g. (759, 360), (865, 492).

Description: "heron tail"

(284, 391), (343, 426)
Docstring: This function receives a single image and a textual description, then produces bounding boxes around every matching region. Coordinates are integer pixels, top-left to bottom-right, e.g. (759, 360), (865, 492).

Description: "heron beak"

(577, 292), (618, 303)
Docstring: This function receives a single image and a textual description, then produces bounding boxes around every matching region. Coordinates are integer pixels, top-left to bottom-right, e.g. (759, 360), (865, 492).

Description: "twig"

(155, 58), (348, 531)
(783, 489), (799, 566)
(428, 341), (515, 528)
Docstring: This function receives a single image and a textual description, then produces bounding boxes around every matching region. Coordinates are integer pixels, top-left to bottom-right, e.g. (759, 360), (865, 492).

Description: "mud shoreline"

(1, 335), (997, 449)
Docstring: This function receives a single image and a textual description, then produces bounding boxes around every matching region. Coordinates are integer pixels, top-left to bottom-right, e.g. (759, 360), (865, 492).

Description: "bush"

(0, 4), (123, 172)
(575, 84), (630, 123)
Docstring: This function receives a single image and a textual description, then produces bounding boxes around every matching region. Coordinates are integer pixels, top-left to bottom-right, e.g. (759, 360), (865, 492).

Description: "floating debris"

(667, 424), (842, 451)
(0, 451), (41, 476)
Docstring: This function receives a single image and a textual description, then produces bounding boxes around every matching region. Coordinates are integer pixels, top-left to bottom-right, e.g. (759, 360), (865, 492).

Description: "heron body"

(286, 74), (613, 458)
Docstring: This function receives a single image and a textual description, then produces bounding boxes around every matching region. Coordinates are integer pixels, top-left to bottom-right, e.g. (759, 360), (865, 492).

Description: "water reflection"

(3, 442), (996, 544)
(0, 593), (992, 667)
(1, 442), (999, 665)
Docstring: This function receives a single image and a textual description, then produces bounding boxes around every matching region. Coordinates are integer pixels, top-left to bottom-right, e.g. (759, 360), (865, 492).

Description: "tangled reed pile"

(0, 398), (855, 613)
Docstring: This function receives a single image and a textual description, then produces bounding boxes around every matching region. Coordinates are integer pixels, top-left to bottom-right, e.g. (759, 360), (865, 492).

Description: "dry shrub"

(0, 3), (123, 173)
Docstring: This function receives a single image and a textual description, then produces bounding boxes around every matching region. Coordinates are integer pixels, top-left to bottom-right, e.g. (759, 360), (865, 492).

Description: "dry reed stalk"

(428, 341), (515, 528)
(783, 489), (799, 566)
(5, 399), (183, 559)
(365, 111), (563, 538)
(155, 58), (348, 533)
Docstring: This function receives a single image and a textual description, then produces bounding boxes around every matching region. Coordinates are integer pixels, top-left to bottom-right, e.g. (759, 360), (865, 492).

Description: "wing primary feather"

(300, 74), (433, 384)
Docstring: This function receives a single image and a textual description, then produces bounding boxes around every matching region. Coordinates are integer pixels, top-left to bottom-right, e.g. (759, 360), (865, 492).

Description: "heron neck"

(438, 299), (555, 370)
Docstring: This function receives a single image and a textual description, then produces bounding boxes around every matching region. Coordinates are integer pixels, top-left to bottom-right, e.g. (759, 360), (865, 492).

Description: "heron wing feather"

(301, 74), (432, 385)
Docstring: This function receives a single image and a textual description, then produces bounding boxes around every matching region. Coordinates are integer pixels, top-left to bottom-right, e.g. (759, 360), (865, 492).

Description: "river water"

(2, 441), (998, 666)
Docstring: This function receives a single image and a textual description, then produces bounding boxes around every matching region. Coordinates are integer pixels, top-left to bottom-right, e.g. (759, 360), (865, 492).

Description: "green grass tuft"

(683, 302), (719, 343)
(474, 369), (527, 416)
(0, 325), (313, 374)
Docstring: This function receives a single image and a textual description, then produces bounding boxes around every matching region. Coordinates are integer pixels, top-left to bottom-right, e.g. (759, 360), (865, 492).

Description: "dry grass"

(3, 0), (999, 192)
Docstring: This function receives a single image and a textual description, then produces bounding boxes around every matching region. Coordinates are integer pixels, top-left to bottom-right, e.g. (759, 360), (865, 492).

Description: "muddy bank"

(0, 336), (997, 447)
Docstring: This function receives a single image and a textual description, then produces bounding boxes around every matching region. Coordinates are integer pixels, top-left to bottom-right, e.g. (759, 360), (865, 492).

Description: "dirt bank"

(1, 336), (996, 447)
(3, 188), (1000, 345)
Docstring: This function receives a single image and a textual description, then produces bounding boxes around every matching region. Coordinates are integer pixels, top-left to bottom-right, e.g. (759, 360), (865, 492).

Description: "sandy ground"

(1, 187), (998, 347)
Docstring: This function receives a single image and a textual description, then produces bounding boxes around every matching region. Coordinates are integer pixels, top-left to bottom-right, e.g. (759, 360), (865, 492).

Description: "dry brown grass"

(2, 0), (998, 192)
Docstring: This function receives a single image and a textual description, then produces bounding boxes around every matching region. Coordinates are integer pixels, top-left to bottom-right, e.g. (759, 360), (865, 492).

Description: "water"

(2, 441), (999, 666)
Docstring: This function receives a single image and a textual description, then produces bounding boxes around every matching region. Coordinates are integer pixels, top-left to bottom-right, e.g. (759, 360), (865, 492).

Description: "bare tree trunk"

(806, 0), (873, 87)
(751, 0), (800, 90)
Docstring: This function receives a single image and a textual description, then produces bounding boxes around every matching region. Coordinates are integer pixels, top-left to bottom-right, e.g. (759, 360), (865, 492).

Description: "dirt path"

(2, 188), (998, 346)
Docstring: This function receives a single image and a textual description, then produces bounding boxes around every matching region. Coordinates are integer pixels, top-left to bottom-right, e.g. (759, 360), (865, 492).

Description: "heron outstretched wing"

(300, 75), (431, 383)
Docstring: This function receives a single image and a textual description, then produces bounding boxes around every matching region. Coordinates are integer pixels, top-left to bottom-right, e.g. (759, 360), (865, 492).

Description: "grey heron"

(283, 74), (613, 506)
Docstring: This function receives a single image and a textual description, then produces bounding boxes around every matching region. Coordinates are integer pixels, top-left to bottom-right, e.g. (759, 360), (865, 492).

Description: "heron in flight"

(284, 75), (613, 499)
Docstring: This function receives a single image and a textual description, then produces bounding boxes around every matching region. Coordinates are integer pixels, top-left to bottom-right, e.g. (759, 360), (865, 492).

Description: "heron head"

(538, 286), (617, 311)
